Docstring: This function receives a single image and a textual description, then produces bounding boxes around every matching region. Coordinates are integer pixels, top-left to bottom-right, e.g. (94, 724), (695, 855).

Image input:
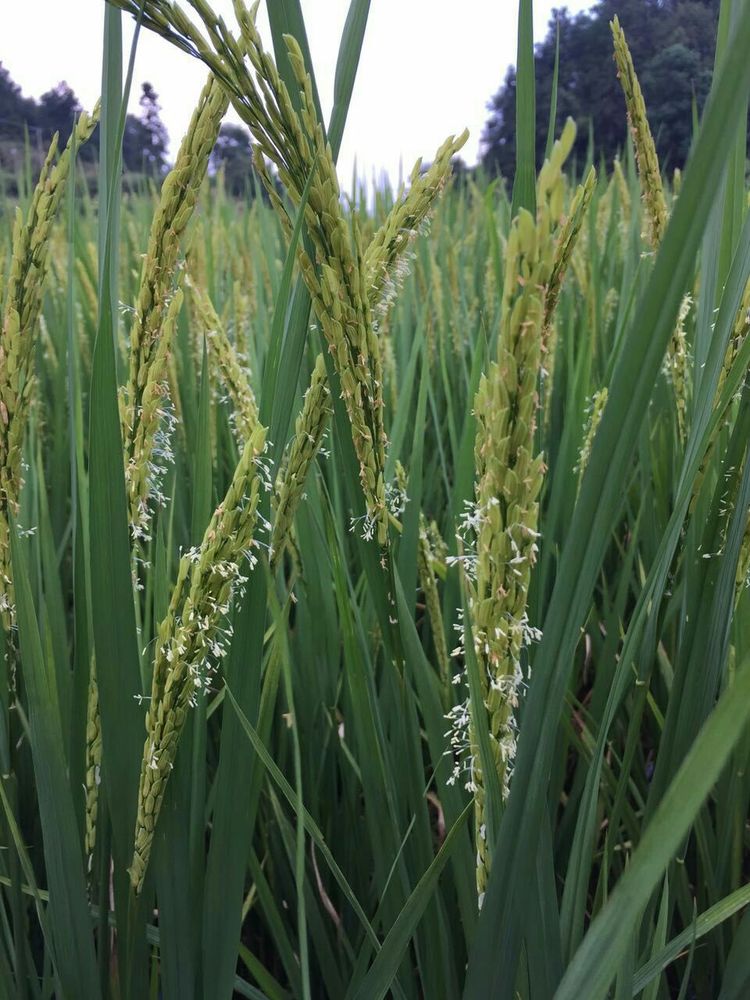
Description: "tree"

(209, 124), (258, 197)
(122, 83), (169, 177)
(641, 44), (711, 169)
(36, 82), (81, 147)
(138, 83), (169, 174)
(0, 64), (36, 141)
(481, 0), (722, 182)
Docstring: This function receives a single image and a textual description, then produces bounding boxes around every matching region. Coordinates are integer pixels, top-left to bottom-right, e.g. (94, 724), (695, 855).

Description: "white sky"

(3, 1), (593, 189)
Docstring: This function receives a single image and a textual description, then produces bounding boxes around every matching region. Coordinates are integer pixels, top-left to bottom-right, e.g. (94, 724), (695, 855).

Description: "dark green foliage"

(0, 63), (38, 141)
(482, 0), (721, 180)
(0, 66), (171, 189)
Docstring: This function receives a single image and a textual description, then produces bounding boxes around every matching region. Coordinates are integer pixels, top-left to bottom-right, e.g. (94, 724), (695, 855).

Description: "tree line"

(481, 0), (722, 179)
(1, 1), (729, 198)
(0, 65), (258, 196)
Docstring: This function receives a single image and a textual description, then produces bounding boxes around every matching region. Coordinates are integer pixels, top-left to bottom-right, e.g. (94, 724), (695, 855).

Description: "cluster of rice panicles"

(111, 0), (465, 550)
(82, 82), (230, 862)
(0, 106), (99, 636)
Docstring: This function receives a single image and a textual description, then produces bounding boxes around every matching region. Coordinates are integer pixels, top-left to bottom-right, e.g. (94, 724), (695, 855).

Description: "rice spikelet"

(364, 136), (462, 316)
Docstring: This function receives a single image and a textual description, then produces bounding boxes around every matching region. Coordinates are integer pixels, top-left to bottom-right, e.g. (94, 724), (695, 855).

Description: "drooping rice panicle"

(265, 31), (464, 544)
(186, 276), (260, 444)
(542, 165), (596, 403)
(122, 74), (228, 537)
(271, 354), (331, 569)
(130, 423), (267, 892)
(153, 0), (392, 540)
(544, 165), (597, 343)
(0, 105), (99, 631)
(363, 134), (467, 316)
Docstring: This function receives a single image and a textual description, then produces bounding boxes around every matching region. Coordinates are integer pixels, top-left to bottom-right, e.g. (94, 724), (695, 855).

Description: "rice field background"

(2, 0), (750, 997)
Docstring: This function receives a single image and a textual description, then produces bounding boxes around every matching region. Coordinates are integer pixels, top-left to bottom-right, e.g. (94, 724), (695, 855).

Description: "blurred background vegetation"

(0, 67), (259, 196)
(0, 0), (728, 198)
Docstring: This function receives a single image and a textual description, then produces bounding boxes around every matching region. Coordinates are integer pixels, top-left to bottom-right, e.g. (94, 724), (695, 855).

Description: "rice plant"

(1, 0), (750, 997)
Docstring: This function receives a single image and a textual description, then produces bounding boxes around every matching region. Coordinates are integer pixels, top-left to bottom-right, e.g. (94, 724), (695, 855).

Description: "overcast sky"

(4, 1), (593, 188)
